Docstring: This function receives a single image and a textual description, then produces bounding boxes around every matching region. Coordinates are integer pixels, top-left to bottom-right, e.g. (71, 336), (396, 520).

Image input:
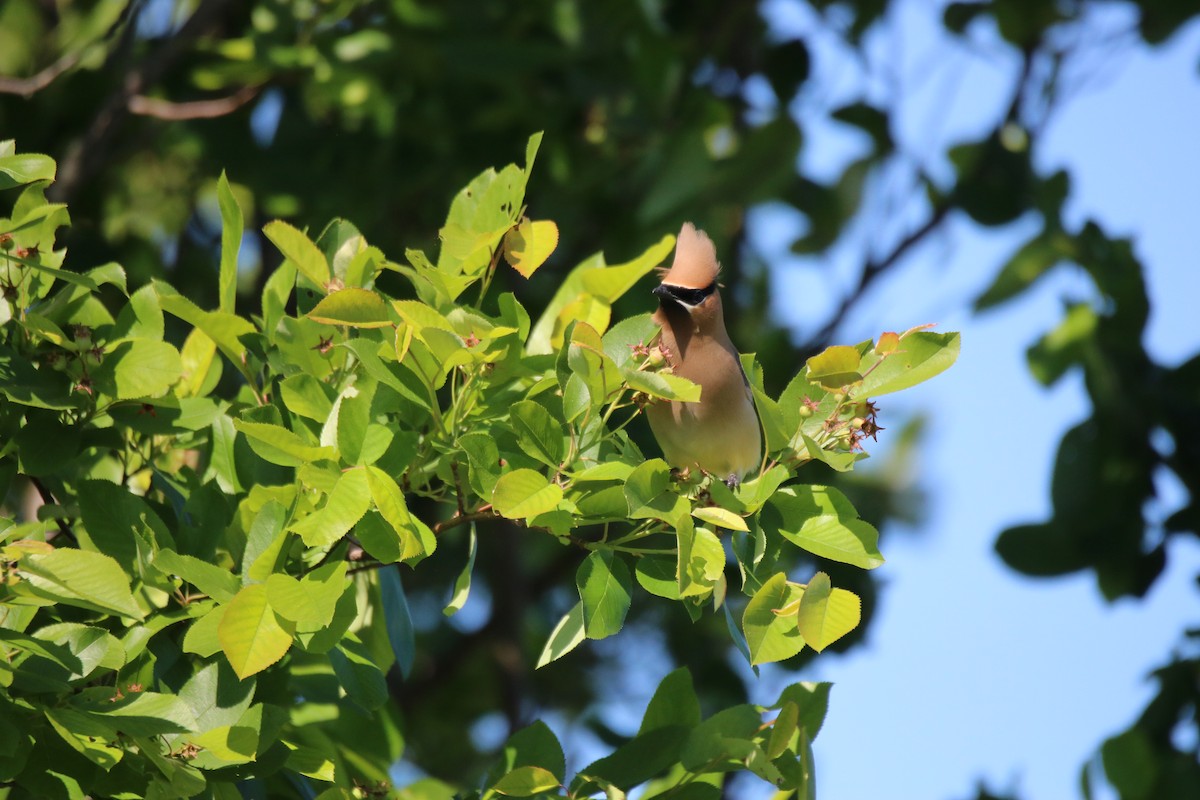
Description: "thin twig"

(0, 51), (84, 98)
(802, 202), (952, 354)
(433, 509), (494, 536)
(127, 84), (261, 120)
(52, 0), (238, 203)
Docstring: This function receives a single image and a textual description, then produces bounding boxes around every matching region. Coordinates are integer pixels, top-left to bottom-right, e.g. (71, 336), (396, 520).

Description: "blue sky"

(743, 3), (1200, 799)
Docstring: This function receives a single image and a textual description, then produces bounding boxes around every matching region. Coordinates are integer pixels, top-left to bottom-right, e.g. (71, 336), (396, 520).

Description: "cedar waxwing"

(646, 223), (761, 487)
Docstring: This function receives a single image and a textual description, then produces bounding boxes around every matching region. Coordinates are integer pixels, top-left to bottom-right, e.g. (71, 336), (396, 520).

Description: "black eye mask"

(654, 282), (716, 307)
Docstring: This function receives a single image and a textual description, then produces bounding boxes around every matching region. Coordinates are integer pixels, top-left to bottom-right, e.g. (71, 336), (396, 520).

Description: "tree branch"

(800, 201), (953, 355)
(127, 84), (261, 120)
(51, 0), (238, 203)
(0, 51), (83, 98)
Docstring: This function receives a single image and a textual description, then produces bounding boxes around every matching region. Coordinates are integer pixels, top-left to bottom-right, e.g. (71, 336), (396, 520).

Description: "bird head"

(654, 223), (723, 327)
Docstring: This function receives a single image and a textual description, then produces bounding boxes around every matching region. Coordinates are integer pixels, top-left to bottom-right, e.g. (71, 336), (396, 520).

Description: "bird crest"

(657, 223), (720, 289)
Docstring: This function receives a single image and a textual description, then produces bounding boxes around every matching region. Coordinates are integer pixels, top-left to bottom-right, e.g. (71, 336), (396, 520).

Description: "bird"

(645, 223), (761, 487)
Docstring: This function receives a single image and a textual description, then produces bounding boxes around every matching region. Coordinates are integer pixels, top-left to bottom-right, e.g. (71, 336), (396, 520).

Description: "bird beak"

(652, 284), (673, 301)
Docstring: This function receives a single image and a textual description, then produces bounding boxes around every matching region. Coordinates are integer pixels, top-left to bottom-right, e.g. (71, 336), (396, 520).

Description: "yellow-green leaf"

(503, 219), (559, 278)
(795, 572), (861, 652)
(263, 220), (331, 289)
(288, 467), (371, 547)
(805, 345), (862, 389)
(493, 765), (561, 796)
(233, 419), (336, 467)
(307, 288), (392, 328)
(536, 602), (585, 668)
(742, 572), (805, 665)
(692, 506), (749, 532)
(218, 584), (295, 680)
(492, 469), (563, 520)
(20, 549), (144, 620)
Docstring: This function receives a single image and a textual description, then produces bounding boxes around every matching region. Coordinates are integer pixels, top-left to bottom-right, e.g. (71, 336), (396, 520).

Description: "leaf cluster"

(0, 136), (956, 798)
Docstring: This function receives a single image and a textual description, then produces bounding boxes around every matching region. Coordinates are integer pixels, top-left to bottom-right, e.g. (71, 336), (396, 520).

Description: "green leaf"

(74, 691), (198, 738)
(794, 571), (861, 652)
(329, 637), (389, 710)
(91, 339), (182, 399)
(307, 288), (392, 327)
(444, 525), (477, 616)
(509, 400), (565, 467)
(639, 668), (701, 734)
(679, 704), (764, 772)
(774, 682), (832, 741)
(805, 345), (862, 389)
(243, 499), (287, 582)
(263, 220), (331, 289)
(770, 485), (884, 569)
(634, 555), (679, 600)
(76, 479), (171, 572)
(528, 235), (674, 354)
(278, 375), (330, 424)
(857, 331), (960, 396)
(364, 466), (432, 559)
(217, 172), (243, 313)
(0, 152), (55, 189)
(493, 765), (561, 797)
(742, 572), (805, 665)
(622, 365), (702, 402)
(44, 708), (124, 769)
(692, 506), (749, 532)
(219, 584), (295, 680)
(289, 467), (372, 547)
(183, 604), (226, 657)
(536, 602), (585, 668)
(265, 565), (346, 627)
(155, 550), (240, 603)
(677, 522), (725, 598)
(1101, 727), (1158, 799)
(571, 726), (690, 795)
(623, 459), (672, 518)
(491, 721), (566, 784)
(233, 419), (336, 467)
(492, 469), (563, 520)
(20, 549), (144, 620)
(576, 551), (632, 640)
(378, 566), (416, 678)
(178, 659), (255, 732)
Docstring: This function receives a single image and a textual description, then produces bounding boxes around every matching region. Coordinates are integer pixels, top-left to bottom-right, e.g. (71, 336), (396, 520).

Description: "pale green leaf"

(219, 584), (295, 680)
(154, 550), (240, 602)
(504, 219), (559, 278)
(805, 345), (862, 389)
(795, 572), (860, 652)
(742, 572), (805, 665)
(91, 340), (182, 399)
(20, 549), (144, 620)
(443, 525), (477, 616)
(289, 467), (372, 547)
(536, 602), (585, 668)
(217, 172), (243, 313)
(233, 419), (336, 467)
(492, 469), (563, 520)
(263, 220), (331, 288)
(621, 364), (701, 402)
(493, 765), (561, 797)
(857, 331), (961, 396)
(692, 506), (749, 532)
(307, 288), (392, 328)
